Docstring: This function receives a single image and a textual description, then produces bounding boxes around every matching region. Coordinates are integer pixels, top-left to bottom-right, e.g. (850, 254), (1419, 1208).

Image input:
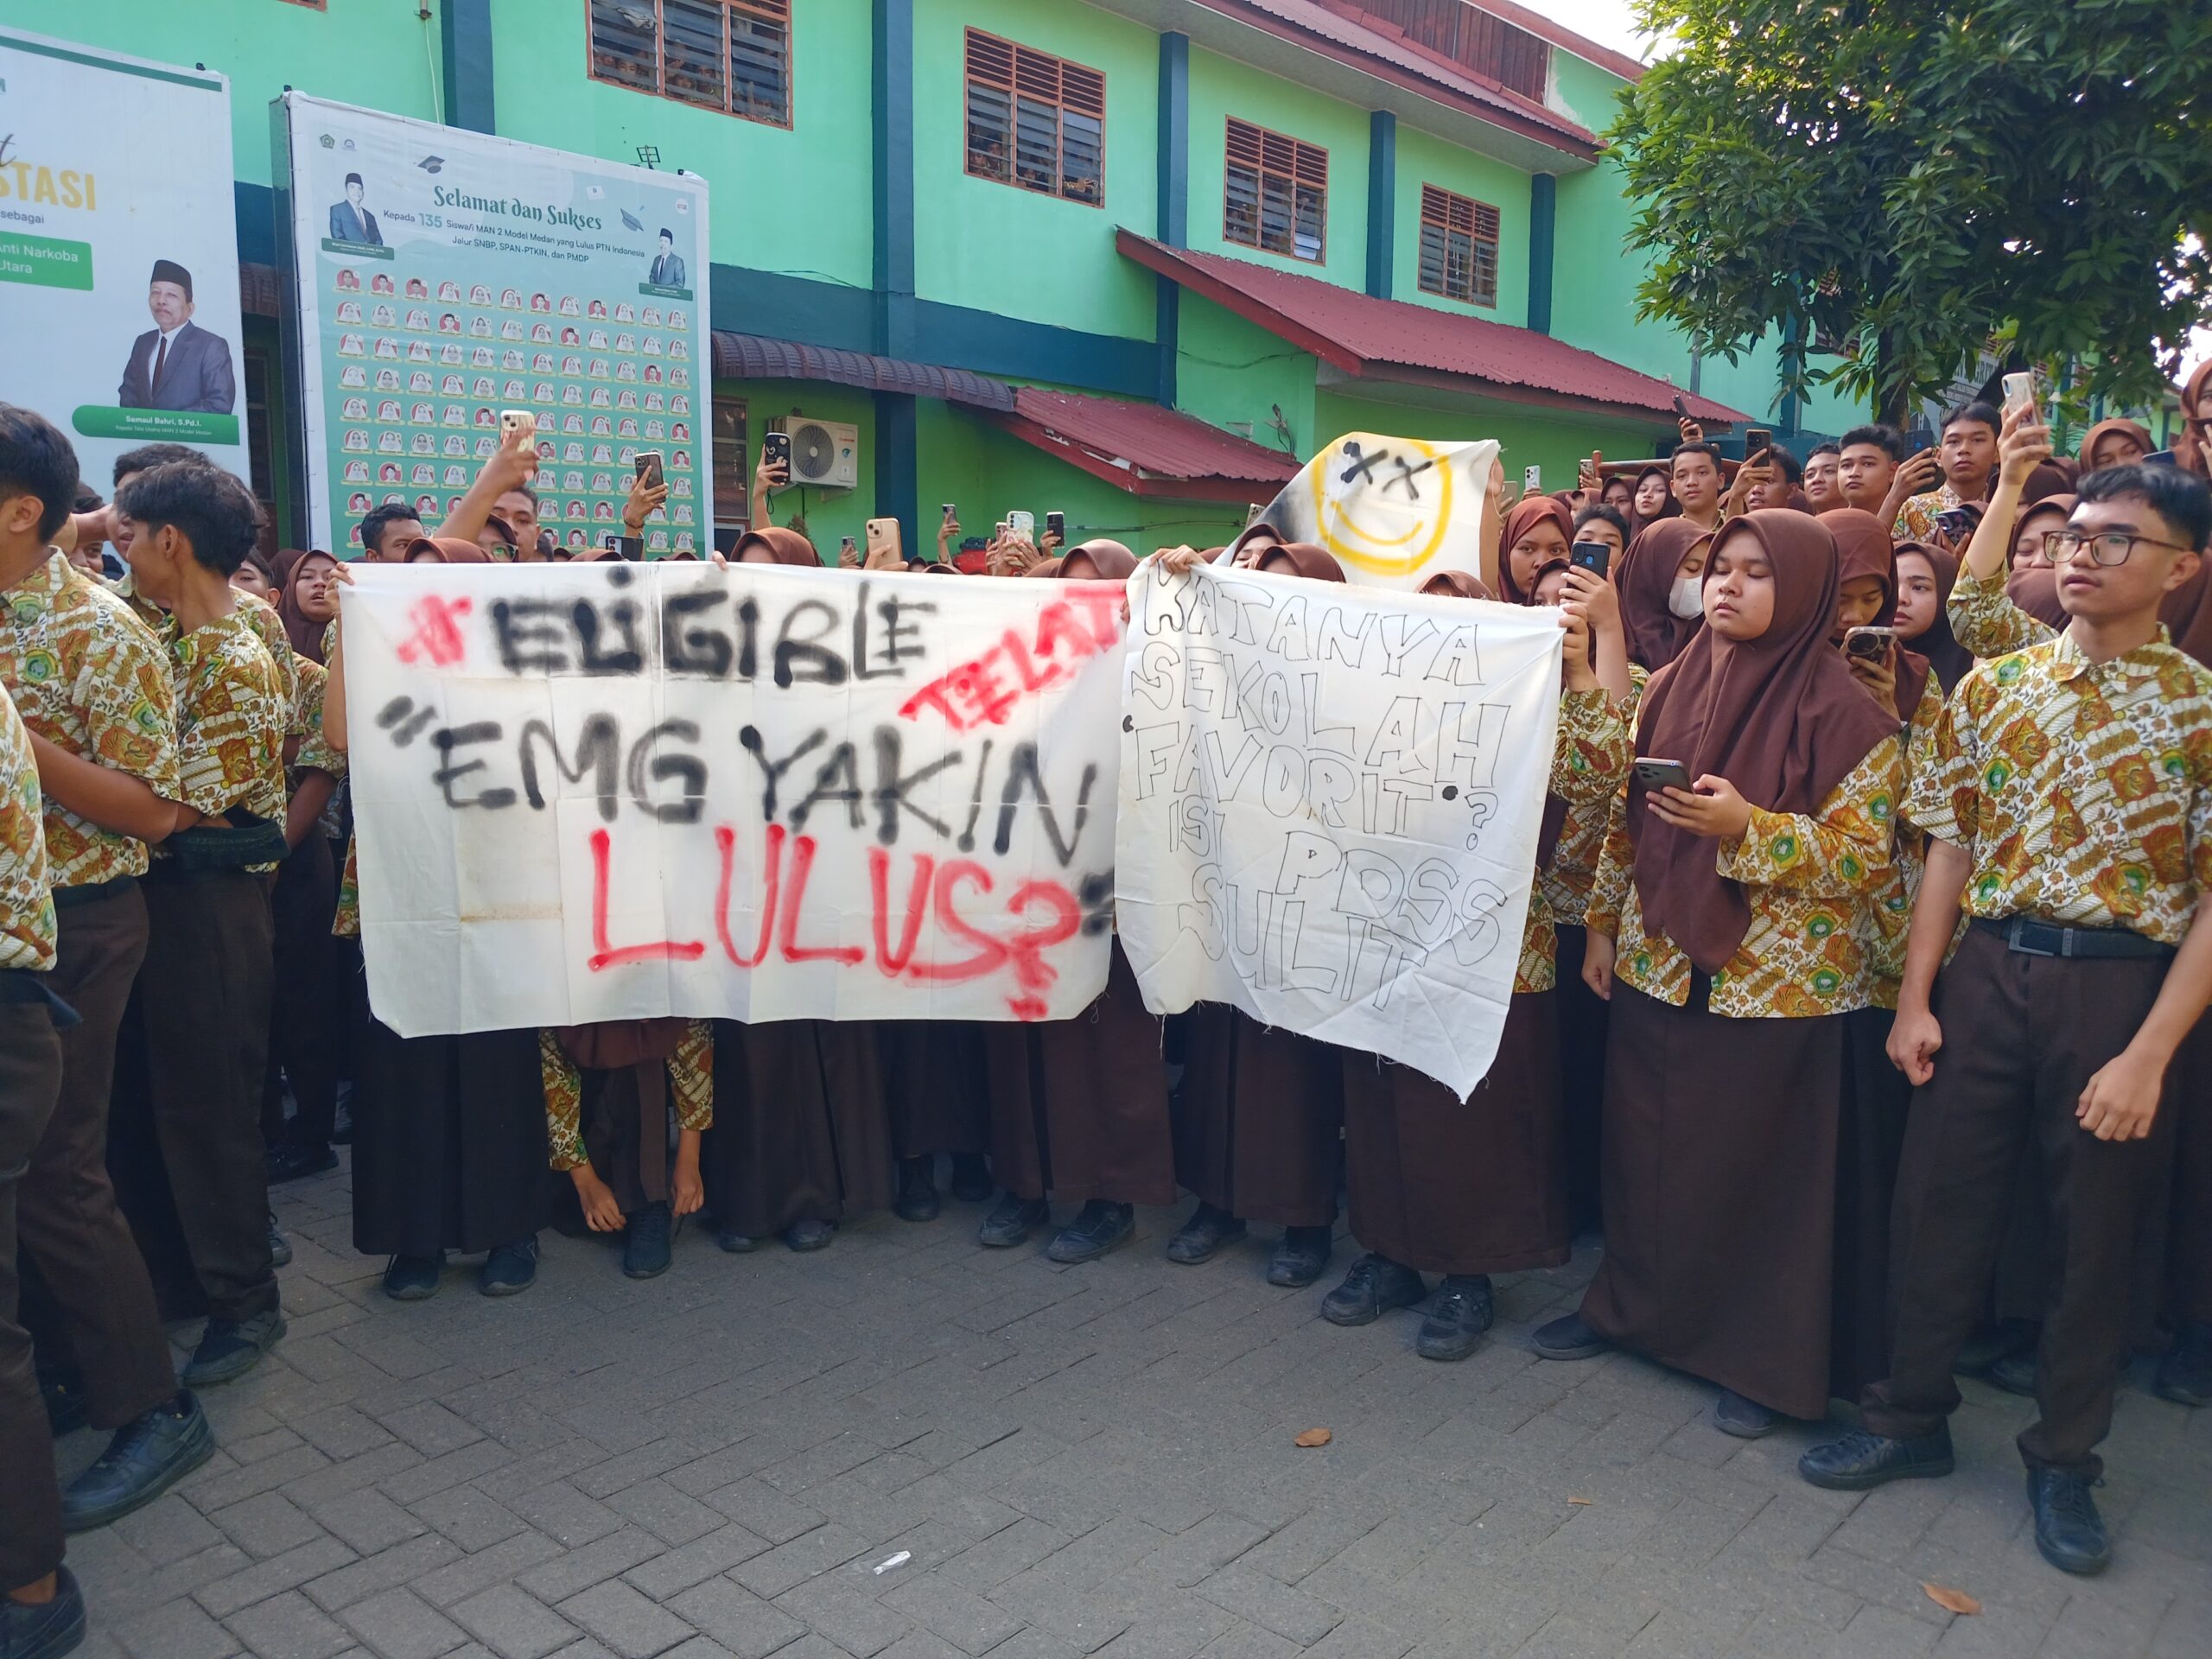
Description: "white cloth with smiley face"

(1233, 432), (1503, 591)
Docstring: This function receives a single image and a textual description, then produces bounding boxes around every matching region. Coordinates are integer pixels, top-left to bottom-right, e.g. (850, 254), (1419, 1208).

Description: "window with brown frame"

(588, 0), (791, 128)
(1417, 184), (1500, 307)
(712, 396), (751, 529)
(1224, 118), (1326, 263)
(963, 29), (1104, 206)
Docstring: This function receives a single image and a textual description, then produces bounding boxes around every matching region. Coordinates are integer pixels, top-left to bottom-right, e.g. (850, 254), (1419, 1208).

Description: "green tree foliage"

(1609, 0), (2212, 420)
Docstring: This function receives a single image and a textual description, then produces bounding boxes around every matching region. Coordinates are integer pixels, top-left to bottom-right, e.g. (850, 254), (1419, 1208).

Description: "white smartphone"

(2000, 371), (2037, 418)
(1007, 509), (1035, 538)
(498, 408), (537, 445)
(1522, 464), (1542, 494)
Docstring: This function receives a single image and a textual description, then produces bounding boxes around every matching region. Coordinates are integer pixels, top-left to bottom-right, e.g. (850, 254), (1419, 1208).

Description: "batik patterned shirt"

(0, 552), (177, 887)
(1858, 673), (1948, 1007)
(1894, 480), (1967, 545)
(1947, 565), (2054, 661)
(1904, 630), (2212, 944)
(166, 611), (288, 868)
(1539, 667), (1648, 930)
(538, 1022), (715, 1172)
(1514, 688), (1635, 994)
(0, 685), (55, 973)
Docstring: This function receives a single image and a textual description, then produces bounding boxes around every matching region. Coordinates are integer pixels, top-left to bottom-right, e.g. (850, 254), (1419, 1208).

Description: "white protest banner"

(1235, 432), (1501, 591)
(1116, 561), (1563, 1099)
(0, 29), (249, 485)
(340, 562), (1122, 1037)
(277, 94), (709, 558)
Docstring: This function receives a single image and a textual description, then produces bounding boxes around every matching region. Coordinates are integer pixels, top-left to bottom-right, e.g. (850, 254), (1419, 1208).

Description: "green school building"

(3, 0), (1869, 556)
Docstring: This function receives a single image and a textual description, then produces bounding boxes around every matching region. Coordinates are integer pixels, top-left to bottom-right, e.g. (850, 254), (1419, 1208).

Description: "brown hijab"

(2159, 563), (2212, 671)
(1615, 518), (1712, 672)
(1629, 464), (1681, 535)
(1023, 557), (1064, 579)
(277, 550), (338, 662)
(402, 536), (493, 564)
(1497, 497), (1574, 605)
(1219, 520), (1284, 569)
(2078, 418), (2153, 472)
(1827, 507), (1931, 718)
(1630, 511), (1899, 976)
(1893, 542), (1974, 696)
(1053, 539), (1138, 582)
(2180, 359), (2212, 479)
(2005, 497), (2075, 628)
(1419, 570), (1494, 602)
(1255, 543), (1346, 583)
(733, 526), (822, 569)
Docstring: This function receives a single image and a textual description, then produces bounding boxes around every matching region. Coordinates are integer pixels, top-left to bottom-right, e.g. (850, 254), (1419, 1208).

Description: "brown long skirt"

(1579, 986), (1844, 1421)
(1342, 990), (1567, 1276)
(1831, 1006), (1911, 1402)
(1173, 1005), (1342, 1228)
(879, 1021), (988, 1160)
(1554, 926), (1610, 1234)
(983, 942), (1175, 1206)
(701, 1020), (893, 1238)
(2169, 1014), (2212, 1326)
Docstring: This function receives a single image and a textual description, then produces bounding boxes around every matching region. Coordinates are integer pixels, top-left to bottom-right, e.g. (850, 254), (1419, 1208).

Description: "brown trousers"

(1864, 925), (2177, 1478)
(0, 998), (67, 1590)
(16, 887), (175, 1424)
(1173, 1007), (1343, 1228)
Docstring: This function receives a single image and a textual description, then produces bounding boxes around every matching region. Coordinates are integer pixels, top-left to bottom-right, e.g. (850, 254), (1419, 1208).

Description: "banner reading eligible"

(0, 29), (248, 482)
(279, 94), (710, 560)
(340, 562), (1125, 1037)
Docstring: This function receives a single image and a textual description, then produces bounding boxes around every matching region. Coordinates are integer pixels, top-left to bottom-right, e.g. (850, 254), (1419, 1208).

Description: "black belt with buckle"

(1973, 916), (2176, 961)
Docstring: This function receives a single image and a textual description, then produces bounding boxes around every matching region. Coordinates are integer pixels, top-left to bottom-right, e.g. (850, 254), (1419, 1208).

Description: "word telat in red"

(899, 587), (1122, 734)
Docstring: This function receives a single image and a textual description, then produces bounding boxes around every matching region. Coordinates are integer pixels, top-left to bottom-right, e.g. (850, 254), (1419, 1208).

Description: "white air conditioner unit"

(774, 416), (861, 491)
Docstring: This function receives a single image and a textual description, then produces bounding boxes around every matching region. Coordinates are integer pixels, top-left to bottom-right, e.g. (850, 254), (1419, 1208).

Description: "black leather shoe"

(715, 1228), (763, 1253)
(2029, 1467), (2110, 1575)
(1531, 1312), (1609, 1361)
(1320, 1254), (1427, 1326)
(181, 1312), (284, 1388)
(60, 1394), (213, 1531)
(1713, 1389), (1780, 1438)
(1986, 1350), (2037, 1399)
(382, 1252), (443, 1301)
(265, 1141), (338, 1183)
(784, 1216), (837, 1251)
(0, 1564), (86, 1657)
(979, 1194), (1049, 1249)
(1416, 1274), (1494, 1360)
(895, 1156), (940, 1223)
(1798, 1426), (1955, 1491)
(2155, 1322), (2212, 1408)
(1268, 1225), (1334, 1288)
(1046, 1201), (1134, 1264)
(1954, 1318), (2037, 1378)
(267, 1213), (292, 1269)
(480, 1236), (538, 1296)
(1166, 1202), (1245, 1265)
(949, 1152), (994, 1203)
(622, 1202), (675, 1279)
(41, 1370), (87, 1438)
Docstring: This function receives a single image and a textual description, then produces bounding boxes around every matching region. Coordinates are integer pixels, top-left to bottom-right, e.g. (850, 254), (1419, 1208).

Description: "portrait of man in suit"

(329, 173), (384, 246)
(118, 260), (236, 414)
(647, 229), (685, 289)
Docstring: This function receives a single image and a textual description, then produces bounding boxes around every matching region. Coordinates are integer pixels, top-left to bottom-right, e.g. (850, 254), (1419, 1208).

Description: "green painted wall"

(1171, 296), (1318, 461)
(0, 0), (441, 185)
(1185, 48), (1370, 292)
(1546, 50), (1630, 139)
(715, 379), (875, 558)
(911, 0), (1157, 340)
(1390, 124), (1529, 327)
(1312, 386), (1662, 489)
(486, 0), (872, 292)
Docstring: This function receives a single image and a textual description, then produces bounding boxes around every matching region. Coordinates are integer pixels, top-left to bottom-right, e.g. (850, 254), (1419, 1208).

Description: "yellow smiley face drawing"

(1309, 433), (1456, 579)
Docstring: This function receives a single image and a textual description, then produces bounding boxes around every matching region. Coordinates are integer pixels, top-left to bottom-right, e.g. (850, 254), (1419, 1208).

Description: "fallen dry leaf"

(1923, 1582), (1981, 1617)
(1294, 1427), (1332, 1448)
(1567, 1497), (1592, 1506)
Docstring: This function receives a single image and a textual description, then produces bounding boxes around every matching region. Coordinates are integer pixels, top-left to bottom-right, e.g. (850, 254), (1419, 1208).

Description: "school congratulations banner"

(340, 563), (1122, 1037)
(0, 29), (249, 483)
(279, 93), (709, 558)
(1116, 562), (1562, 1098)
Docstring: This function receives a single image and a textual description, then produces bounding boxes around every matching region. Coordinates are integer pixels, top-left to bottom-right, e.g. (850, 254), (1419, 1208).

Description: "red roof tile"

(996, 387), (1302, 499)
(1119, 231), (1752, 428)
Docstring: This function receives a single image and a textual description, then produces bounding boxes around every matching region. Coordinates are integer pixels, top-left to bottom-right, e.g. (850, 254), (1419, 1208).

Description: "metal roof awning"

(991, 386), (1302, 500)
(709, 333), (1016, 411)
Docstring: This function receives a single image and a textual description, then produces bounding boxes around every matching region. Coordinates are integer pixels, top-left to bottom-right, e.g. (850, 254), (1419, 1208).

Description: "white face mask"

(1668, 575), (1705, 620)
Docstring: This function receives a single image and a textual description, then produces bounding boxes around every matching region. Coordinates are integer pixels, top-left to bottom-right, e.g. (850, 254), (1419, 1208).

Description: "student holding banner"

(1536, 510), (1904, 1439)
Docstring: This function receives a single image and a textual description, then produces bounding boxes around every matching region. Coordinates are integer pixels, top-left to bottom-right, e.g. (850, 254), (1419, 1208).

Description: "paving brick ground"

(54, 1157), (2212, 1658)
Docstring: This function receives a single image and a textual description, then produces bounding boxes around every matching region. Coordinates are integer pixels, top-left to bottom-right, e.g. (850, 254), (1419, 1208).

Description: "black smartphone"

(1745, 428), (1772, 459)
(610, 532), (639, 563)
(1934, 506), (1978, 542)
(633, 449), (664, 493)
(1570, 541), (1611, 579)
(1671, 392), (1690, 421)
(1633, 758), (1693, 793)
(1046, 511), (1065, 541)
(1845, 626), (1896, 662)
(761, 431), (791, 473)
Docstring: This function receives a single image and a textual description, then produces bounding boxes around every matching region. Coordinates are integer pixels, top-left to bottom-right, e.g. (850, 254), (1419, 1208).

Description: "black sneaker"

(1531, 1311), (1609, 1361)
(41, 1370), (87, 1438)
(1415, 1274), (1494, 1361)
(267, 1212), (292, 1269)
(622, 1201), (676, 1279)
(0, 1564), (86, 1658)
(2029, 1467), (2109, 1575)
(895, 1156), (940, 1223)
(1046, 1201), (1134, 1264)
(181, 1312), (285, 1388)
(784, 1216), (837, 1251)
(1267, 1225), (1334, 1288)
(1986, 1350), (2037, 1399)
(1320, 1255), (1427, 1326)
(382, 1251), (444, 1300)
(1798, 1426), (1955, 1491)
(978, 1194), (1049, 1249)
(2154, 1322), (2211, 1408)
(1166, 1202), (1246, 1265)
(60, 1393), (213, 1531)
(265, 1141), (338, 1183)
(480, 1236), (539, 1296)
(1713, 1389), (1780, 1439)
(949, 1152), (995, 1203)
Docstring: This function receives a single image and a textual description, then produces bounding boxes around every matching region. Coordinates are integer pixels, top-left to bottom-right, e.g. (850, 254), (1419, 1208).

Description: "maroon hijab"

(1497, 497), (1574, 605)
(1893, 542), (1974, 696)
(1630, 511), (1900, 976)
(277, 550), (338, 663)
(1255, 543), (1346, 583)
(1615, 518), (1712, 672)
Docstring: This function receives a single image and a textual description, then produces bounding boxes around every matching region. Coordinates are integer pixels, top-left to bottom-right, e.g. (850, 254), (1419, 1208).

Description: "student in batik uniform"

(540, 1021), (714, 1279)
(1534, 511), (1904, 1440)
(0, 407), (210, 1531)
(1804, 461), (2212, 1578)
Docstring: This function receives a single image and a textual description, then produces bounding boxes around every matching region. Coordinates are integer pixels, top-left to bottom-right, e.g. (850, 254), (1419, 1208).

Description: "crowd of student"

(3, 363), (2211, 1654)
